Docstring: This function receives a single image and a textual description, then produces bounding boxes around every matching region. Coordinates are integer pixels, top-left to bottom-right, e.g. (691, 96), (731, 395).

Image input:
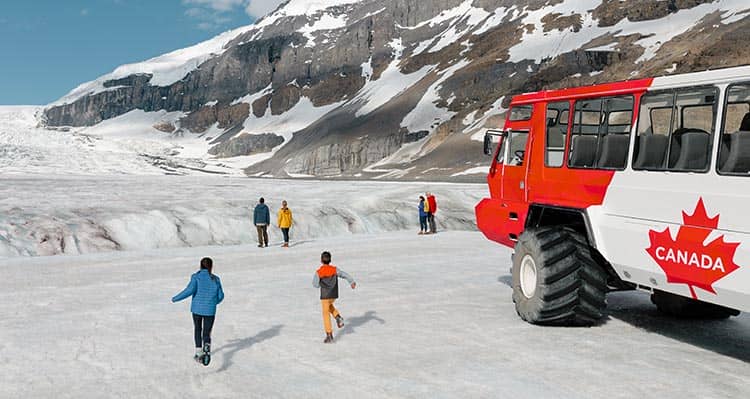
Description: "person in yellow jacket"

(277, 200), (293, 247)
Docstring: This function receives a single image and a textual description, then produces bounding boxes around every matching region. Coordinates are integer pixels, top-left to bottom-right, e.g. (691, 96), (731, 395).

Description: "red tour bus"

(476, 65), (750, 325)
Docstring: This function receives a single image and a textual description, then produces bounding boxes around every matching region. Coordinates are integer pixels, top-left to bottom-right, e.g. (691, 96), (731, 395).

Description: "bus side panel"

(589, 171), (750, 312)
(525, 99), (618, 211)
(476, 198), (527, 248)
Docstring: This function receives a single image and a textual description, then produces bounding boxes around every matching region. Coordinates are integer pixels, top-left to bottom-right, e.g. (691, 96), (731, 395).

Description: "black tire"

(651, 290), (740, 319)
(512, 227), (607, 326)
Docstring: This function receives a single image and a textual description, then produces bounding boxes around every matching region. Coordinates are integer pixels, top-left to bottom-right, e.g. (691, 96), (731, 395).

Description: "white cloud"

(181, 0), (284, 30)
(184, 7), (205, 18)
(182, 0), (245, 12)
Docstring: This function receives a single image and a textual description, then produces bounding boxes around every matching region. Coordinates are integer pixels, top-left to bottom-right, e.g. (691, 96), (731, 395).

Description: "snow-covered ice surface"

(1, 230), (748, 398)
(0, 106), (169, 176)
(0, 105), (340, 176)
(0, 175), (484, 257)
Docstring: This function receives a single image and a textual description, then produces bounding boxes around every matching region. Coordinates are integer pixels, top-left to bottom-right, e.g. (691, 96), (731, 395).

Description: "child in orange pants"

(312, 251), (356, 343)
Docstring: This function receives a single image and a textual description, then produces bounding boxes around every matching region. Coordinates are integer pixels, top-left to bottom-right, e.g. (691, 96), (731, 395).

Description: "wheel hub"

(520, 254), (538, 299)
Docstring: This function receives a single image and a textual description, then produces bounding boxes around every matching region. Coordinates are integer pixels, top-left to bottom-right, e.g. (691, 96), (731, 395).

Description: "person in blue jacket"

(172, 257), (225, 362)
(418, 196), (428, 235)
(254, 197), (271, 248)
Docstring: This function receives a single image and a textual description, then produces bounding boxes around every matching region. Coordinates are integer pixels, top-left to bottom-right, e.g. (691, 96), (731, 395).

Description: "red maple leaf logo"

(646, 198), (741, 299)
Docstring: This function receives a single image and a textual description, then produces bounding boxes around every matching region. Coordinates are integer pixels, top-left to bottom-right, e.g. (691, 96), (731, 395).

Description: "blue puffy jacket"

(172, 269), (224, 316)
(418, 200), (427, 217)
(254, 203), (270, 225)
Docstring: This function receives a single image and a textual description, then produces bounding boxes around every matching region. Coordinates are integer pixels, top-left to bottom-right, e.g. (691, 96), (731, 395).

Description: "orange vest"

(317, 265), (339, 299)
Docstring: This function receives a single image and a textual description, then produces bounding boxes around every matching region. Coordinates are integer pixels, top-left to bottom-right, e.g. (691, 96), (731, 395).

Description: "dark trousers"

(281, 227), (290, 243)
(256, 225), (268, 246)
(419, 215), (428, 232)
(192, 313), (215, 348)
(427, 213), (436, 233)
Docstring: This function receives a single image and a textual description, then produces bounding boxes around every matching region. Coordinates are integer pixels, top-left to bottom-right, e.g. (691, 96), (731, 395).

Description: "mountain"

(42, 0), (750, 180)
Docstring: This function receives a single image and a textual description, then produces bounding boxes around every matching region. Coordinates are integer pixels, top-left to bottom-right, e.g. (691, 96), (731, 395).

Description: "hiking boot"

(335, 315), (345, 328)
(203, 342), (211, 355)
(282, 242), (289, 248)
(194, 348), (204, 362)
(258, 244), (263, 248)
(323, 333), (334, 343)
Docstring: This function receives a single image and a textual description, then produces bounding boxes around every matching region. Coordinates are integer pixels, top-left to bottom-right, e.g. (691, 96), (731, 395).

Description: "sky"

(0, 0), (285, 105)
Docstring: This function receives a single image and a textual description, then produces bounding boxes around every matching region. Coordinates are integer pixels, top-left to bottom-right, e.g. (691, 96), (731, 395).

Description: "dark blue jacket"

(254, 203), (270, 225)
(172, 269), (224, 316)
(418, 200), (427, 218)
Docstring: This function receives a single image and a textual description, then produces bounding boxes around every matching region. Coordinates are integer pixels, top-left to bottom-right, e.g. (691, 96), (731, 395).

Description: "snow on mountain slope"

(54, 0), (368, 107)
(352, 40), (435, 118)
(506, 0), (750, 64)
(233, 96), (346, 165)
(40, 0), (750, 180)
(52, 26), (257, 107)
(407, 0), (490, 55)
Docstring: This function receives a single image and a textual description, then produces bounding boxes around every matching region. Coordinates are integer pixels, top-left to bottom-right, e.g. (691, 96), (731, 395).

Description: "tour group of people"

(172, 250), (357, 361)
(252, 197), (294, 248)
(249, 191), (439, 248)
(418, 192), (438, 234)
(171, 191), (439, 360)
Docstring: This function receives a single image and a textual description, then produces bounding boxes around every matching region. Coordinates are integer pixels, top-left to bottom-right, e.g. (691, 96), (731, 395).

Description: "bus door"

(499, 104), (535, 206)
(500, 127), (531, 204)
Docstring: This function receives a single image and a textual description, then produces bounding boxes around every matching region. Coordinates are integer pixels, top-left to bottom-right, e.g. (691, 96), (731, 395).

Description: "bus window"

(598, 96), (633, 169)
(634, 93), (673, 170)
(493, 136), (506, 165)
(545, 101), (569, 167)
(509, 105), (533, 121)
(568, 96), (633, 169)
(719, 83), (750, 175)
(559, 110), (569, 125)
(569, 99), (602, 168)
(507, 130), (529, 166)
(634, 87), (716, 172)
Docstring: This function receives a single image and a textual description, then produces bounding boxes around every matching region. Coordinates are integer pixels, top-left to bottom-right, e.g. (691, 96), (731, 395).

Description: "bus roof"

(510, 79), (653, 105)
(510, 64), (750, 106)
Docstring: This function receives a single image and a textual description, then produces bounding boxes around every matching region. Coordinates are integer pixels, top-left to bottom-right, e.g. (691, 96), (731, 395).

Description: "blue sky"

(0, 0), (284, 105)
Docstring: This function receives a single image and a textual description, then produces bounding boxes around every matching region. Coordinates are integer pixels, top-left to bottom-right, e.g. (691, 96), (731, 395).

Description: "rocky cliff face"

(44, 0), (750, 180)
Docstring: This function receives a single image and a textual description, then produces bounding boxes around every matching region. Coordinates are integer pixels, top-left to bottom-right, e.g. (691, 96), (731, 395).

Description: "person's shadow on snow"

(213, 325), (284, 372)
(289, 239), (314, 248)
(336, 311), (385, 340)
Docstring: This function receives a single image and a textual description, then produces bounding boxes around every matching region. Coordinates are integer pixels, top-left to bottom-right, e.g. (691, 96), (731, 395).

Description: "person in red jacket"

(426, 192), (437, 234)
(312, 251), (356, 343)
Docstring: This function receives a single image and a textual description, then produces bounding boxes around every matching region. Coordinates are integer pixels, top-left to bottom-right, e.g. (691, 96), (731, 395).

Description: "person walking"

(277, 200), (293, 248)
(313, 251), (356, 344)
(254, 197), (270, 247)
(418, 196), (428, 235)
(172, 257), (225, 365)
(426, 192), (438, 234)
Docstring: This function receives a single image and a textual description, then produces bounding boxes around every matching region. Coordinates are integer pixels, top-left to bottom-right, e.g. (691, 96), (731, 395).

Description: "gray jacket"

(313, 267), (355, 300)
